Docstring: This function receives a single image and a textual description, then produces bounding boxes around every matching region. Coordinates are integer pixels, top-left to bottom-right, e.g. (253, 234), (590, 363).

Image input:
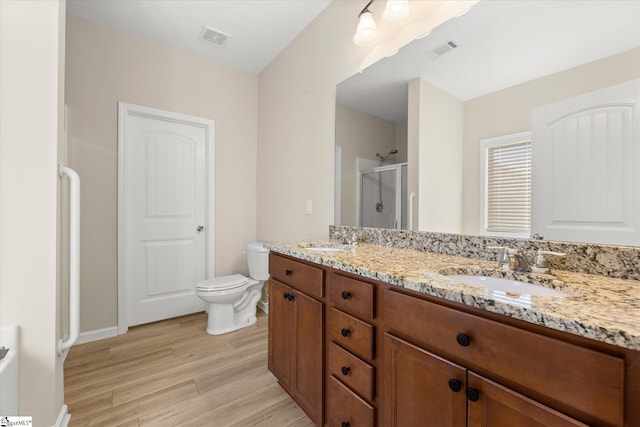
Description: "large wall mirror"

(335, 0), (640, 246)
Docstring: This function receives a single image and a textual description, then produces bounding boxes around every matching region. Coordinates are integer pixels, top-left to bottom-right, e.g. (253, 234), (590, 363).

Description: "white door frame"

(117, 102), (215, 334)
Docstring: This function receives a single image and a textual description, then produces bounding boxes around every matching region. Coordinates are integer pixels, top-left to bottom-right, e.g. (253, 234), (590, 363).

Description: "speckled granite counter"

(269, 241), (640, 351)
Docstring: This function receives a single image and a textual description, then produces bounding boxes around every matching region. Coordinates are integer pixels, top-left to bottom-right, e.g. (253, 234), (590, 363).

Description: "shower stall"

(358, 162), (407, 229)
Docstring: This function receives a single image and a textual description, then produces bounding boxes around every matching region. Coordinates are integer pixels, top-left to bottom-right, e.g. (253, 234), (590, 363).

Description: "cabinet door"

(268, 279), (292, 388)
(383, 334), (467, 427)
(467, 372), (588, 427)
(291, 289), (324, 426)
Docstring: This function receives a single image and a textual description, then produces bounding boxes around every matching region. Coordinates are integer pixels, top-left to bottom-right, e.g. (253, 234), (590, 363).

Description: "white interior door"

(531, 79), (640, 246)
(118, 103), (214, 330)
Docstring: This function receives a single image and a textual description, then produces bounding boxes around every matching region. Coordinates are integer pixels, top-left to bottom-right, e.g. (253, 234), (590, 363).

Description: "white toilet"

(195, 242), (269, 335)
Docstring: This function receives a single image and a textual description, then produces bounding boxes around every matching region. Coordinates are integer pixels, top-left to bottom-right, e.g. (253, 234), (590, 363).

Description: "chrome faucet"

(508, 250), (531, 272)
(531, 250), (566, 274)
(487, 246), (531, 272)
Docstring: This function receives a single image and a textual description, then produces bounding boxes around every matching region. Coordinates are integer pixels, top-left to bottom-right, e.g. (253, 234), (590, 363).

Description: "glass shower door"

(360, 168), (398, 229)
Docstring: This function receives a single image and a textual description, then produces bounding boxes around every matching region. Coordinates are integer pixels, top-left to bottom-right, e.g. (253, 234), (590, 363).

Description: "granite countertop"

(269, 241), (640, 351)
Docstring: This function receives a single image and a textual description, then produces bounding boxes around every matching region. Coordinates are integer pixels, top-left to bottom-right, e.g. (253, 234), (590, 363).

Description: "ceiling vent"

(425, 40), (459, 59)
(199, 25), (231, 48)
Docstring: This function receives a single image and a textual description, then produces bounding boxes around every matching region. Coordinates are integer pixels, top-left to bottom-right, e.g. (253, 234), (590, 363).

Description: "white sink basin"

(298, 242), (347, 252)
(448, 275), (569, 297)
(306, 247), (346, 252)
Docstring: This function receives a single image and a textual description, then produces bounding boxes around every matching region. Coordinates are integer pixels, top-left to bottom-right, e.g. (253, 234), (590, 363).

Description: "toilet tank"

(246, 242), (269, 281)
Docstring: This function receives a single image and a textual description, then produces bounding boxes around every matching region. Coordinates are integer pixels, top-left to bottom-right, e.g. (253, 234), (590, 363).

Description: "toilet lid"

(196, 274), (250, 291)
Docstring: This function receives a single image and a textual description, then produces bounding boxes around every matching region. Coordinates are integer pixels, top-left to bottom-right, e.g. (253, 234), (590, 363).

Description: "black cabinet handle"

(448, 378), (462, 393)
(341, 328), (350, 337)
(341, 422), (350, 427)
(285, 269), (293, 276)
(456, 333), (471, 347)
(341, 290), (351, 300)
(283, 293), (290, 300)
(465, 387), (480, 402)
(287, 294), (294, 301)
(341, 366), (351, 376)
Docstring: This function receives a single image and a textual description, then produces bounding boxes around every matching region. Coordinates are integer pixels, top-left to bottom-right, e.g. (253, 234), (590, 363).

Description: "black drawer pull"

(341, 290), (351, 300)
(341, 328), (350, 337)
(287, 293), (294, 301)
(341, 366), (351, 376)
(341, 422), (350, 427)
(283, 293), (290, 300)
(456, 333), (471, 347)
(465, 387), (480, 402)
(285, 269), (293, 276)
(448, 378), (462, 392)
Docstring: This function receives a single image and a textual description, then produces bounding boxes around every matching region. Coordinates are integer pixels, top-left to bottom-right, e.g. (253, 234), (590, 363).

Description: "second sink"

(448, 275), (570, 297)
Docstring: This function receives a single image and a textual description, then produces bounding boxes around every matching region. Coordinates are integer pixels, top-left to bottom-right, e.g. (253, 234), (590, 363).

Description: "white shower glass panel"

(359, 163), (407, 229)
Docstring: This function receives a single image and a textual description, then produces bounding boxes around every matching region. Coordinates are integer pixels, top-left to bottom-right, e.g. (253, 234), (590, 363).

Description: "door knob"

(197, 225), (204, 232)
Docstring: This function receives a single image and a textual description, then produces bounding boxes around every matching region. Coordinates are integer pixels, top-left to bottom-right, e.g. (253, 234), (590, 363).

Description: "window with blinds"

(480, 132), (532, 237)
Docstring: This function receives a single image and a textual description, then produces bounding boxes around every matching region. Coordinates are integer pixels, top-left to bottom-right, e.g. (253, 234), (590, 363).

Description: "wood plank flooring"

(64, 311), (313, 426)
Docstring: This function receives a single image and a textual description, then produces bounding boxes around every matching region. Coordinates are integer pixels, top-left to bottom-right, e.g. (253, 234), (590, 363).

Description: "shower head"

(376, 149), (398, 162)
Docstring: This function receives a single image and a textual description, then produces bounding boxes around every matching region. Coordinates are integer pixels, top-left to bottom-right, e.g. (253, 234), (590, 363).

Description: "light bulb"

(383, 0), (410, 22)
(353, 10), (379, 46)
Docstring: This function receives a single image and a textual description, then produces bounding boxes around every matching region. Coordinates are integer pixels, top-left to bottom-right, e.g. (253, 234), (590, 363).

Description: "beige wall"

(395, 121), (408, 163)
(257, 0), (477, 242)
(65, 17), (258, 332)
(416, 80), (464, 232)
(462, 48), (640, 235)
(407, 79), (420, 230)
(335, 104), (399, 226)
(0, 0), (66, 423)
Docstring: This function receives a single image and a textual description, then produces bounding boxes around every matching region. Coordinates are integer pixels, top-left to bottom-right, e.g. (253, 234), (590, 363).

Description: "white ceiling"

(66, 0), (332, 74)
(337, 0), (640, 123)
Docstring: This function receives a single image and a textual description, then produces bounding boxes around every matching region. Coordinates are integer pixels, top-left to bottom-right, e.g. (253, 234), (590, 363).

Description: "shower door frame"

(357, 163), (407, 230)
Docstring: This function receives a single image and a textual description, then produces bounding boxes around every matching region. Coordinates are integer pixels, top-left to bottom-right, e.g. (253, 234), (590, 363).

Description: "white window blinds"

(483, 137), (532, 235)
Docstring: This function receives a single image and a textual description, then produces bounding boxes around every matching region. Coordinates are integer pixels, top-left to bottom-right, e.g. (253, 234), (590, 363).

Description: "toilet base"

(206, 314), (258, 335)
(202, 284), (263, 335)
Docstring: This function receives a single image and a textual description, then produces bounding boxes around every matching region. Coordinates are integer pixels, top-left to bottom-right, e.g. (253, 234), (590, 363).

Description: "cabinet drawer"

(328, 308), (375, 360)
(328, 273), (375, 319)
(383, 289), (624, 427)
(326, 375), (376, 427)
(328, 342), (375, 401)
(269, 254), (323, 299)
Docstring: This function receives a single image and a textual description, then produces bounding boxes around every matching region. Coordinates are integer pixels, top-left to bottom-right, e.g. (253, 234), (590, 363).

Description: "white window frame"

(480, 131), (532, 238)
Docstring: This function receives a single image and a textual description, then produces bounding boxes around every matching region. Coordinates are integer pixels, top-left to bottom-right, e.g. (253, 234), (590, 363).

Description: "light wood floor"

(64, 311), (313, 426)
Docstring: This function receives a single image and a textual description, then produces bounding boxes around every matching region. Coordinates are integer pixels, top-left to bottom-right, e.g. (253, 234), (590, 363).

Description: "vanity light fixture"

(353, 0), (411, 46)
(383, 0), (410, 21)
(353, 1), (379, 46)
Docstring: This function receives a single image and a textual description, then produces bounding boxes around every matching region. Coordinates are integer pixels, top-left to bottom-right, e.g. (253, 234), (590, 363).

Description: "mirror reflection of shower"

(358, 159), (407, 230)
(374, 150), (398, 213)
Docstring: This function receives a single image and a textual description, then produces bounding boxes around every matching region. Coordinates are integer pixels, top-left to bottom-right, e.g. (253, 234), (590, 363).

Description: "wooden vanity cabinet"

(466, 373), (588, 426)
(383, 333), (588, 426)
(383, 333), (467, 426)
(325, 272), (377, 427)
(268, 255), (324, 426)
(267, 253), (638, 427)
(383, 288), (625, 427)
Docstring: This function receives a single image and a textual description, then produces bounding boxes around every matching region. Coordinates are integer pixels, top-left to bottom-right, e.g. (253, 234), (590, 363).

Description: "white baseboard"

(74, 326), (118, 345)
(54, 404), (70, 427)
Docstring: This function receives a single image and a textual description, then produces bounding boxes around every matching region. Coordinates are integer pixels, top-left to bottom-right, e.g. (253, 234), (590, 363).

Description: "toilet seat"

(196, 274), (253, 292)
